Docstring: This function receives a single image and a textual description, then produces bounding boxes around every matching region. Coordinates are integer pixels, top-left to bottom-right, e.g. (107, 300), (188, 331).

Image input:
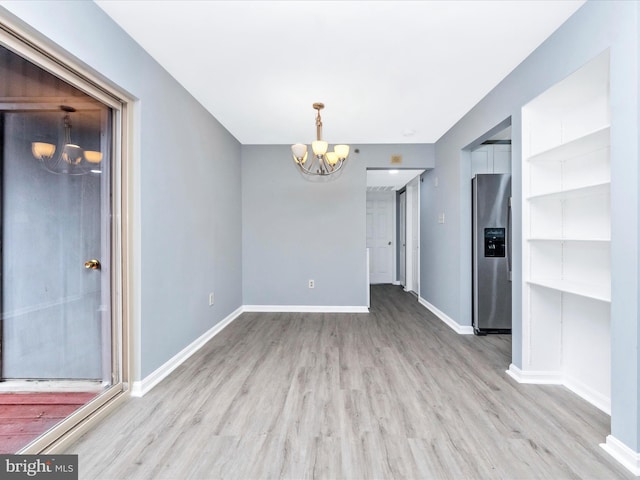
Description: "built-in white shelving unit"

(520, 51), (611, 414)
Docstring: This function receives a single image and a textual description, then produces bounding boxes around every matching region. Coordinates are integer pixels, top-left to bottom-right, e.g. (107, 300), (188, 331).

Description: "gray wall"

(242, 144), (433, 307)
(0, 1), (244, 379)
(420, 1), (639, 451)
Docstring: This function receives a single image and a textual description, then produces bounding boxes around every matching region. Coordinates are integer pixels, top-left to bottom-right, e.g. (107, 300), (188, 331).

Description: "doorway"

(366, 169), (424, 289)
(0, 32), (126, 453)
(468, 122), (512, 335)
(366, 191), (395, 284)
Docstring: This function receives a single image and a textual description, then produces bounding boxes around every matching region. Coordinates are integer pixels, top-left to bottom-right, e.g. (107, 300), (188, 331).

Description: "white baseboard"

(506, 365), (610, 414)
(601, 435), (640, 476)
(392, 281), (401, 286)
(506, 364), (563, 384)
(131, 306), (243, 397)
(242, 305), (369, 313)
(564, 374), (611, 415)
(417, 296), (474, 334)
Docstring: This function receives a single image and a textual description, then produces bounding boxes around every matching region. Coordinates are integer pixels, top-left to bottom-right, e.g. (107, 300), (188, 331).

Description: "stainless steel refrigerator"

(472, 174), (512, 334)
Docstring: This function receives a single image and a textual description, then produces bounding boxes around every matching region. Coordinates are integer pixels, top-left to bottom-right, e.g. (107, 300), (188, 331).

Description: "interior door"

(366, 191), (395, 284)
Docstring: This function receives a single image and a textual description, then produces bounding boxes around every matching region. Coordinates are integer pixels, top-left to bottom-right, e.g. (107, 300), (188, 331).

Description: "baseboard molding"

(242, 305), (369, 313)
(506, 365), (610, 414)
(505, 364), (563, 384)
(601, 435), (640, 476)
(417, 296), (474, 335)
(131, 306), (243, 397)
(564, 374), (611, 415)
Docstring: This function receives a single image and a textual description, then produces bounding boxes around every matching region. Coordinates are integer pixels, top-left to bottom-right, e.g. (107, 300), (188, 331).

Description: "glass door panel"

(3, 109), (110, 380)
(0, 43), (116, 453)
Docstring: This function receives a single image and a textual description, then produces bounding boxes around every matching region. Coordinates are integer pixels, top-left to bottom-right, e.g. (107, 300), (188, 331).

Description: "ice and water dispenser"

(484, 228), (505, 257)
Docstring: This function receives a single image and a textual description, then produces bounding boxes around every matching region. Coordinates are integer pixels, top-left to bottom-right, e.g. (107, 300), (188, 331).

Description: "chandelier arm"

(41, 153), (67, 175)
(293, 156), (348, 177)
(318, 155), (328, 175)
(294, 155), (318, 175)
(328, 159), (346, 174)
(296, 165), (325, 176)
(296, 157), (326, 176)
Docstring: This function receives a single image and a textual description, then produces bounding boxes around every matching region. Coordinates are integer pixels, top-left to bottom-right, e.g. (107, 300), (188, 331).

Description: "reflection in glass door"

(0, 43), (119, 453)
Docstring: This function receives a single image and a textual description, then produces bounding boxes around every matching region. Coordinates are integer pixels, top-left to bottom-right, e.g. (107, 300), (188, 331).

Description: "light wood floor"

(69, 285), (631, 479)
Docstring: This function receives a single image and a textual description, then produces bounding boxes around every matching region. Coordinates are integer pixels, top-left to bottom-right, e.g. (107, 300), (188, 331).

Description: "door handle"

(388, 241), (392, 245)
(84, 259), (101, 270)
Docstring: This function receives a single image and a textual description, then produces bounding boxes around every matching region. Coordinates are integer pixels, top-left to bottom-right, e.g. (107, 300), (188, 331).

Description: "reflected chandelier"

(31, 105), (102, 175)
(291, 102), (349, 176)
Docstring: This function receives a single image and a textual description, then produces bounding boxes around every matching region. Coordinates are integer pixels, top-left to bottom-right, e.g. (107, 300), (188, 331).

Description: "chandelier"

(31, 105), (102, 175)
(291, 102), (349, 176)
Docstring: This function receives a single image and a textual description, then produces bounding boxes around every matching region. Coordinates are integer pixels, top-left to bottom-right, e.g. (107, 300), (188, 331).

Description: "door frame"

(0, 16), (136, 453)
(404, 177), (421, 295)
(398, 190), (406, 287)
(410, 177), (420, 295)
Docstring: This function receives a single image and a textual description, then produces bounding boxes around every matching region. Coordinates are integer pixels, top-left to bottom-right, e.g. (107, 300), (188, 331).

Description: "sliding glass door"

(0, 37), (124, 453)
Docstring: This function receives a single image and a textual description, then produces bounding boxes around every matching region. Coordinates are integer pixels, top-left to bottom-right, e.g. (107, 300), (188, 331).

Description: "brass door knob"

(84, 259), (101, 270)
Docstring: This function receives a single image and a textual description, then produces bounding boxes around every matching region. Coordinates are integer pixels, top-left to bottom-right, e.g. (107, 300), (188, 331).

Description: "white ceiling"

(95, 0), (584, 145)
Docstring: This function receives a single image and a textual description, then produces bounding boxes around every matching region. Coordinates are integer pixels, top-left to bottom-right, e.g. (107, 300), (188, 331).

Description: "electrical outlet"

(438, 213), (445, 224)
(308, 279), (315, 289)
(208, 292), (215, 306)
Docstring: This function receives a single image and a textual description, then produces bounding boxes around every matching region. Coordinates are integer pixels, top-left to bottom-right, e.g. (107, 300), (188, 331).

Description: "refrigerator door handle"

(507, 196), (512, 281)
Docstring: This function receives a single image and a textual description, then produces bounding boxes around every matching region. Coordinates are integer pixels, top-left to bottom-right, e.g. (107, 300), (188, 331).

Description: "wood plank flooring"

(69, 285), (632, 479)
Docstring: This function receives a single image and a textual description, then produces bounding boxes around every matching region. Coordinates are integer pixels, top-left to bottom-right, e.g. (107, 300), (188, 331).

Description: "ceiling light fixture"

(291, 102), (349, 177)
(31, 105), (102, 175)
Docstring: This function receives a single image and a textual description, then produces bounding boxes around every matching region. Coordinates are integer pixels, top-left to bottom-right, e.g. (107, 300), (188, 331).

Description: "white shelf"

(528, 237), (610, 243)
(521, 51), (611, 412)
(527, 279), (611, 303)
(527, 126), (610, 163)
(527, 182), (609, 201)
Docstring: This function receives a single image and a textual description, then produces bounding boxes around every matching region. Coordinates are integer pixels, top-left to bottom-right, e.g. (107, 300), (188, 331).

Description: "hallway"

(70, 285), (630, 479)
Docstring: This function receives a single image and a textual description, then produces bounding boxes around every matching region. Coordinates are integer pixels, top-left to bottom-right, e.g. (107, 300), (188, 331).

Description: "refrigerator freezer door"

(472, 174), (512, 333)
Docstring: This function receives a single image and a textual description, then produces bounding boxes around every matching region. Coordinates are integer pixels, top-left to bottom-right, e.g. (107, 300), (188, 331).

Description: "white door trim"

(403, 177), (421, 295)
(399, 191), (407, 287)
